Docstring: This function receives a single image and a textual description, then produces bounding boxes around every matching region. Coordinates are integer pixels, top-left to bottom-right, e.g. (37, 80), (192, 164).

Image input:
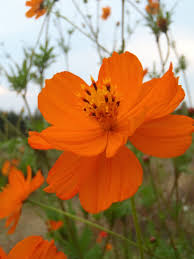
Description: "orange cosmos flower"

(146, 0), (159, 15)
(0, 166), (44, 234)
(28, 51), (194, 213)
(101, 7), (111, 20)
(0, 236), (67, 259)
(25, 0), (46, 19)
(47, 220), (63, 231)
(1, 159), (19, 176)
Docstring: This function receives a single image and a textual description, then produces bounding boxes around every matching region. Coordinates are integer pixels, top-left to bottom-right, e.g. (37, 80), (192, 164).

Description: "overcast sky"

(0, 0), (194, 113)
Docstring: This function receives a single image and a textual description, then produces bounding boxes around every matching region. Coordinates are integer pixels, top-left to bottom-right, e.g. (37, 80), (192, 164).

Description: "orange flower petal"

(26, 1), (33, 6)
(106, 131), (128, 157)
(38, 71), (98, 128)
(30, 170), (44, 193)
(28, 126), (107, 157)
(44, 151), (97, 200)
(0, 166), (44, 233)
(8, 236), (67, 259)
(6, 209), (21, 235)
(47, 220), (63, 231)
(98, 52), (143, 111)
(2, 161), (11, 176)
(137, 64), (185, 122)
(35, 9), (46, 19)
(8, 236), (42, 259)
(28, 131), (53, 150)
(79, 146), (143, 213)
(129, 115), (194, 158)
(25, 8), (36, 18)
(0, 247), (7, 259)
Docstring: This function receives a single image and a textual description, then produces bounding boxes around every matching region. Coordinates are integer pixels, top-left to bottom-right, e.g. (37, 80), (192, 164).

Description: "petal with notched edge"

(129, 115), (194, 158)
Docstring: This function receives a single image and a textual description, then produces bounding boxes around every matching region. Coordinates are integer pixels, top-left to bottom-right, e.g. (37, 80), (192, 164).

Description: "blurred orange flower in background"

(25, 0), (46, 19)
(96, 231), (108, 243)
(101, 7), (111, 20)
(0, 236), (67, 259)
(1, 159), (19, 176)
(146, 0), (159, 15)
(47, 220), (63, 231)
(28, 51), (194, 214)
(105, 243), (113, 251)
(0, 166), (44, 234)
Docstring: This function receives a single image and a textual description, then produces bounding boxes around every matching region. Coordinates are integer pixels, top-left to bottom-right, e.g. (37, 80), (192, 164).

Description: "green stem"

(28, 199), (160, 258)
(121, 0), (125, 53)
(55, 12), (111, 55)
(0, 113), (24, 137)
(130, 196), (144, 259)
(59, 200), (84, 259)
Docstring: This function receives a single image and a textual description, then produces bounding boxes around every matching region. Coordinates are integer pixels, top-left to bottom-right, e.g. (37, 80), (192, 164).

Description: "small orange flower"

(47, 220), (63, 231)
(0, 236), (67, 259)
(1, 159), (19, 176)
(25, 0), (46, 19)
(0, 166), (44, 234)
(105, 243), (113, 251)
(96, 231), (108, 243)
(146, 0), (159, 15)
(101, 7), (111, 20)
(28, 51), (194, 214)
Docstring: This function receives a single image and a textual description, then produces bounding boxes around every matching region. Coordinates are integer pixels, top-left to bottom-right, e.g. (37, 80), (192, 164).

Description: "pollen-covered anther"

(80, 78), (120, 130)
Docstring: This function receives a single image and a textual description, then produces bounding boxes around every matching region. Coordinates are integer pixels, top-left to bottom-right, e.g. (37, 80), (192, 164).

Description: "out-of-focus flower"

(105, 243), (113, 251)
(28, 51), (194, 214)
(101, 7), (111, 20)
(157, 17), (169, 33)
(96, 231), (108, 243)
(1, 159), (19, 176)
(0, 236), (67, 258)
(25, 0), (46, 19)
(146, 0), (159, 15)
(0, 166), (44, 234)
(47, 220), (63, 231)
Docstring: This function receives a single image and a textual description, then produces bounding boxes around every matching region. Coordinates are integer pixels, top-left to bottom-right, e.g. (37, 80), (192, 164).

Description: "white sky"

(0, 0), (194, 113)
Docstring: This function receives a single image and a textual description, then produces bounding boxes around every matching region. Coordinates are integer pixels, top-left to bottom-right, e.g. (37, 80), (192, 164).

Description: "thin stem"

(156, 35), (165, 74)
(171, 37), (192, 107)
(122, 216), (131, 259)
(59, 200), (84, 259)
(174, 167), (180, 235)
(0, 113), (24, 137)
(22, 94), (32, 122)
(127, 0), (147, 19)
(55, 12), (111, 55)
(163, 33), (170, 66)
(130, 196), (144, 259)
(72, 0), (94, 35)
(148, 162), (181, 259)
(28, 199), (163, 258)
(121, 0), (125, 53)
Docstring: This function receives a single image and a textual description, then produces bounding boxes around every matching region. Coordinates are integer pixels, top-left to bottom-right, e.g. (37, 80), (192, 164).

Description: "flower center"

(79, 77), (120, 130)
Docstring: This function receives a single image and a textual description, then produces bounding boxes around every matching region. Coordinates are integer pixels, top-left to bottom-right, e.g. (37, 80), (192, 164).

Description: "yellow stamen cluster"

(80, 77), (120, 130)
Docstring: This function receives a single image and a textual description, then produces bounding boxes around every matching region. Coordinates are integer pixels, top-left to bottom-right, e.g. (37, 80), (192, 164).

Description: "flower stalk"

(130, 196), (144, 259)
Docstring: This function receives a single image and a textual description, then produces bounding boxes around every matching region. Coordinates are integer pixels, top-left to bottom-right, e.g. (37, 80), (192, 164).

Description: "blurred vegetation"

(0, 0), (194, 258)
